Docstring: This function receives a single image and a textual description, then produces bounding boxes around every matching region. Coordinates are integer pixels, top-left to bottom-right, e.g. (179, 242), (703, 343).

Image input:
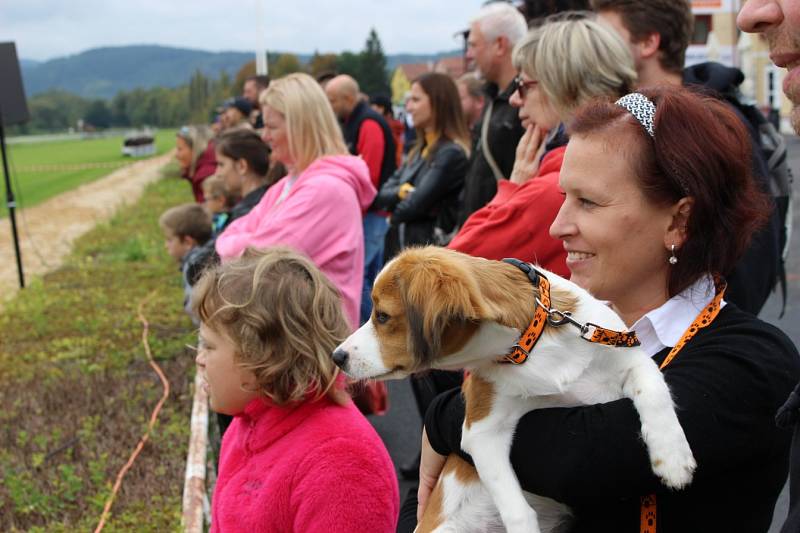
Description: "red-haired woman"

(418, 86), (800, 531)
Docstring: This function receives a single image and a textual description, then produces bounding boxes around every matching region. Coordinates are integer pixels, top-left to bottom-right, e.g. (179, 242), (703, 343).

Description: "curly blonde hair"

(192, 246), (350, 406)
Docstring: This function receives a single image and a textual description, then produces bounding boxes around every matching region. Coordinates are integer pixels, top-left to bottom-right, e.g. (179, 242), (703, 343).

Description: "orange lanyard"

(640, 277), (726, 533)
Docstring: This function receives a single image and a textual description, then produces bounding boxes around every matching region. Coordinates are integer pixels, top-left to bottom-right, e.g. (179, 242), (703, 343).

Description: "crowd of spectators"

(154, 1), (800, 531)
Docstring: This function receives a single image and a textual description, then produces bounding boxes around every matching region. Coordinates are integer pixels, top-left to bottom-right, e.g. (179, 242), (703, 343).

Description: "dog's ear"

(401, 256), (486, 369)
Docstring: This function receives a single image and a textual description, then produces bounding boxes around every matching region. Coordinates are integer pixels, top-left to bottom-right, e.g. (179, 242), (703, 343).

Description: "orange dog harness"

(500, 258), (640, 365)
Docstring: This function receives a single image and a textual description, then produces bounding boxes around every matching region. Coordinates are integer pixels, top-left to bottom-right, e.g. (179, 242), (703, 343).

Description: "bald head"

(325, 75), (360, 120)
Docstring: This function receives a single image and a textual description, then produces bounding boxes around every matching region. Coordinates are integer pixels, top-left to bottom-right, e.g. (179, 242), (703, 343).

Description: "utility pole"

(256, 0), (268, 75)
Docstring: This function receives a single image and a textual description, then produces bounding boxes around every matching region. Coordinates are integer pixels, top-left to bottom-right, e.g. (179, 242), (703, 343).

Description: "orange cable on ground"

(94, 291), (171, 533)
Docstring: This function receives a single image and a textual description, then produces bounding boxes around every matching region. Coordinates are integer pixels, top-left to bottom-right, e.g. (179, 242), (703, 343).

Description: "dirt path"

(0, 153), (174, 302)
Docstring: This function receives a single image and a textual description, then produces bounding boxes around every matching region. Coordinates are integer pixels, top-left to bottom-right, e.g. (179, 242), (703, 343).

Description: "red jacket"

(183, 142), (217, 203)
(448, 146), (569, 278)
(211, 393), (399, 533)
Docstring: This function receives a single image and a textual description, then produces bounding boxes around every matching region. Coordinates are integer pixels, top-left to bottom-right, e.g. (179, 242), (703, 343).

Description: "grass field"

(0, 167), (196, 531)
(2, 130), (176, 215)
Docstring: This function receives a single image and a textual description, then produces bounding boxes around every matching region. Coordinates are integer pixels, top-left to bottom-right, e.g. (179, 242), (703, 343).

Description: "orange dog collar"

(500, 259), (640, 365)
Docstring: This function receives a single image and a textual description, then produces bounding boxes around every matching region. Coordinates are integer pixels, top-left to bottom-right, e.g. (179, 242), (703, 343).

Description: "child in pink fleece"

(193, 247), (399, 532)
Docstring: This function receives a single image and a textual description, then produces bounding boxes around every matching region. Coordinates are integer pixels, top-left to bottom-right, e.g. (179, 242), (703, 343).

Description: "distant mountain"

(21, 45), (254, 99)
(19, 45), (463, 100)
(18, 58), (41, 69)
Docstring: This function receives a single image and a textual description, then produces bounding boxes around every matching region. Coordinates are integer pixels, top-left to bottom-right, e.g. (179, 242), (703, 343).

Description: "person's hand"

(509, 125), (547, 185)
(398, 183), (415, 200)
(417, 428), (447, 523)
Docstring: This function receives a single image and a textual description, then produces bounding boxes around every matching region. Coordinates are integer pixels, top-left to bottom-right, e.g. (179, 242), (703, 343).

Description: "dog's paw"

(650, 442), (696, 490)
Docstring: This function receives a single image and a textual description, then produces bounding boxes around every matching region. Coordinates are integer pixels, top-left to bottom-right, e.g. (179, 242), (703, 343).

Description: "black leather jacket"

(374, 140), (469, 261)
(458, 81), (524, 225)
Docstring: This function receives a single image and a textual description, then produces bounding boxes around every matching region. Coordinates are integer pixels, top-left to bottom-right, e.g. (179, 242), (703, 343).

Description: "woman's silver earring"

(669, 244), (678, 265)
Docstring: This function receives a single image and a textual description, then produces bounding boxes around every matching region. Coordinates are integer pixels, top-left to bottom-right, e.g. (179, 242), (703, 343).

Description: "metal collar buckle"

(536, 297), (590, 335)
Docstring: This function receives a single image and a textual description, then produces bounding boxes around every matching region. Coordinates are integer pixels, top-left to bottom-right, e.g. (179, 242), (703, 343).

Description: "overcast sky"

(1, 0), (488, 61)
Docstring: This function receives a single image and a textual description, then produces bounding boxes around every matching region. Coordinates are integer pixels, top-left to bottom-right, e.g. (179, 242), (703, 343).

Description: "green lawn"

(2, 130), (177, 215)
(0, 168), (196, 531)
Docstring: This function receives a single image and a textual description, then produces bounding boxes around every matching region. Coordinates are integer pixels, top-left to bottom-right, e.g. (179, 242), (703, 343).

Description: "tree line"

(9, 29), (390, 135)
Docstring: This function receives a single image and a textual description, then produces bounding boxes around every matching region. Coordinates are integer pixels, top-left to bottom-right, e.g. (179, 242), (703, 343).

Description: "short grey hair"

(512, 16), (637, 117)
(471, 2), (528, 47)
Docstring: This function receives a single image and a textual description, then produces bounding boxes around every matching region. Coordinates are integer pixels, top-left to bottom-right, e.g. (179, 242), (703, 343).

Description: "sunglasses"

(514, 75), (539, 99)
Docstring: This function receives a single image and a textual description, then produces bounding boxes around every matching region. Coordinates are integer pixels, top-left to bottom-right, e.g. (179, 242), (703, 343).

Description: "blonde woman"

(194, 247), (399, 532)
(175, 124), (216, 202)
(447, 14), (636, 275)
(215, 73), (376, 329)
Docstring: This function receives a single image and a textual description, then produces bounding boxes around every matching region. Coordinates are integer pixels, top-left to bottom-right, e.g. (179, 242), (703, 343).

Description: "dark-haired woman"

(418, 86), (800, 532)
(373, 72), (471, 261)
(184, 129), (274, 286)
(214, 129), (280, 227)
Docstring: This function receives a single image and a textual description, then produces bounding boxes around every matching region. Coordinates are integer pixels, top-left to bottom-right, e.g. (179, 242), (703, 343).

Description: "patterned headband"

(615, 93), (656, 138)
(616, 92), (692, 195)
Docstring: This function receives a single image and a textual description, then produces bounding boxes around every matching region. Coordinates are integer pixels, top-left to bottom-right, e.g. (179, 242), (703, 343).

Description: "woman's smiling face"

(549, 130), (678, 311)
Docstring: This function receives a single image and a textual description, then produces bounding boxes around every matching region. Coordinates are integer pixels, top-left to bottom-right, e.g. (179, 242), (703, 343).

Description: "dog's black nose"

(332, 349), (349, 369)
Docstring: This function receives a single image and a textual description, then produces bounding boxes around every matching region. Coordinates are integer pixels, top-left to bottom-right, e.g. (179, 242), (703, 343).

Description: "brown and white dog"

(333, 247), (695, 533)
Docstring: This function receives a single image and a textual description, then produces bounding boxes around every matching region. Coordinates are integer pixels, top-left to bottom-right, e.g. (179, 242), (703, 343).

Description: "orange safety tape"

(93, 291), (170, 533)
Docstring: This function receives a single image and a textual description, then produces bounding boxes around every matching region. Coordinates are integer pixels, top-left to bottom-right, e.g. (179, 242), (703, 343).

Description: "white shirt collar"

(630, 274), (725, 357)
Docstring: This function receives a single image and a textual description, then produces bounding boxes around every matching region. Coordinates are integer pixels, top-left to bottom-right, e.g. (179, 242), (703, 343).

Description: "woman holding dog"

(417, 84), (800, 532)
(393, 18), (639, 500)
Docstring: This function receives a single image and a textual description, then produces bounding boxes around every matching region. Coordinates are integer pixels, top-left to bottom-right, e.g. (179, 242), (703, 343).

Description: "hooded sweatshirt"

(216, 155), (376, 328)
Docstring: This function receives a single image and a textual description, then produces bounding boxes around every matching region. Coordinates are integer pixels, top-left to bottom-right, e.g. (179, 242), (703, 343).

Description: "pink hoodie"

(216, 155), (376, 329)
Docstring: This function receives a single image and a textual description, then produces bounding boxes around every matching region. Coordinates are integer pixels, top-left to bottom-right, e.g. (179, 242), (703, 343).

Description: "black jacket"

(341, 100), (397, 204)
(374, 140), (468, 261)
(683, 62), (782, 315)
(426, 304), (799, 532)
(458, 81), (524, 225)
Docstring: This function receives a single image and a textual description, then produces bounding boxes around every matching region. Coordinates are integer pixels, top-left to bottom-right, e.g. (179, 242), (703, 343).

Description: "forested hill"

(21, 46), (255, 99)
(20, 45), (461, 100)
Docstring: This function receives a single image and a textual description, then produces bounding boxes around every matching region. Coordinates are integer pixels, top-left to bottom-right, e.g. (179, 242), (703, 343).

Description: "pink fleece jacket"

(211, 394), (399, 533)
(215, 155), (376, 329)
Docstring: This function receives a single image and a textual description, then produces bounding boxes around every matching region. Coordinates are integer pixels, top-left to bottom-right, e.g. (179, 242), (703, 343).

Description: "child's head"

(193, 247), (350, 411)
(158, 203), (212, 262)
(202, 175), (237, 215)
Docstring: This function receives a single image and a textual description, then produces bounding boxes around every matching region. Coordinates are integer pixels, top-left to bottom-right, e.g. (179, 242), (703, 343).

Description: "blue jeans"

(361, 212), (389, 325)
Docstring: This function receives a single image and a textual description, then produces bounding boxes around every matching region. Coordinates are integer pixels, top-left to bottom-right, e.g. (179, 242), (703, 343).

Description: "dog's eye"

(375, 311), (390, 325)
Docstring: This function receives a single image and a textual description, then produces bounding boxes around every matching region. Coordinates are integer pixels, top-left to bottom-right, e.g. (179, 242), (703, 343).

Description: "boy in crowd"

(201, 175), (237, 236)
(159, 203), (212, 324)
